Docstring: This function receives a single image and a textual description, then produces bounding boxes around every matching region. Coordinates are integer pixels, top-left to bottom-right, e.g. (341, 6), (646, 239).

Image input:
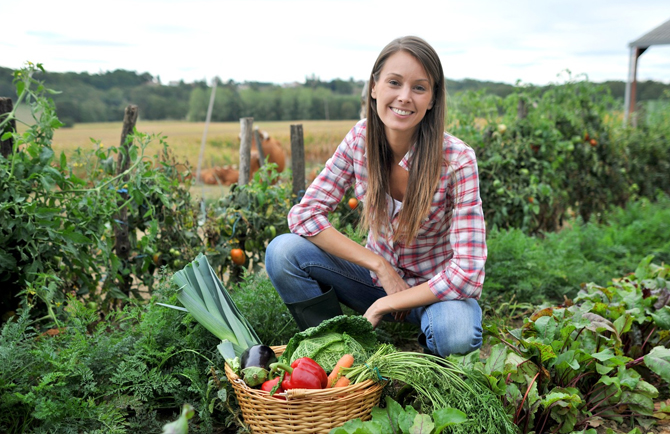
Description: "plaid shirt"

(288, 119), (487, 301)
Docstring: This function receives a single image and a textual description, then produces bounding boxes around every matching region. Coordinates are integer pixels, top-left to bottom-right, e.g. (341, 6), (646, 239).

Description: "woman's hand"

(364, 299), (386, 328)
(374, 256), (409, 295)
(373, 257), (410, 321)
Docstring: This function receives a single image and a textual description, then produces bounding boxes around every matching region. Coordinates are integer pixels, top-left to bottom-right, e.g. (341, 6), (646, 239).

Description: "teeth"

(391, 108), (411, 115)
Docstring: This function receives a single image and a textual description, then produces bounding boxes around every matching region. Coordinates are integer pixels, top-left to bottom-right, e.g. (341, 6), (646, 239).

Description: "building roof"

(629, 18), (670, 48)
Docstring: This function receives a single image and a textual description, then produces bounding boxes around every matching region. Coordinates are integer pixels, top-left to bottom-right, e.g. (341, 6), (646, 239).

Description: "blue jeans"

(265, 233), (483, 356)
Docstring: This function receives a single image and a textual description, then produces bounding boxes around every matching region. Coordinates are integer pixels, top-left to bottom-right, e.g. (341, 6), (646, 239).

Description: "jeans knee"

(265, 233), (298, 279)
(436, 324), (482, 356)
(429, 299), (483, 357)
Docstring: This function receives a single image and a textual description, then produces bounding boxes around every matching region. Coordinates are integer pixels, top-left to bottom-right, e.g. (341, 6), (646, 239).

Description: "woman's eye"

(389, 80), (400, 86)
(415, 85), (426, 92)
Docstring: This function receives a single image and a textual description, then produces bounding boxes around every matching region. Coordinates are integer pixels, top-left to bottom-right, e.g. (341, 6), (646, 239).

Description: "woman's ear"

(370, 82), (376, 99)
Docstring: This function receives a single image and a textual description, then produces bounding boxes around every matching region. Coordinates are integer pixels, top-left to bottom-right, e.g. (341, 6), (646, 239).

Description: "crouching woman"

(266, 35), (485, 357)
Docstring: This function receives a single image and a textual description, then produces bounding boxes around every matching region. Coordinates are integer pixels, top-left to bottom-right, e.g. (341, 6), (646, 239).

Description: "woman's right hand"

(374, 256), (410, 321)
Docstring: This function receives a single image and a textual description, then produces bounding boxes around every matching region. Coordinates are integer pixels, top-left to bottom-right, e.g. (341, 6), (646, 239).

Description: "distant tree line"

(1, 66), (668, 127)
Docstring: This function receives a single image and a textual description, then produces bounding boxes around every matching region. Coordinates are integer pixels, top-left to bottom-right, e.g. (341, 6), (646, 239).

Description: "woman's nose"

(398, 86), (412, 103)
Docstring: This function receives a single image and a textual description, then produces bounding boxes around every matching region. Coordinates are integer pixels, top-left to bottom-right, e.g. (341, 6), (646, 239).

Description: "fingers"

(393, 310), (410, 322)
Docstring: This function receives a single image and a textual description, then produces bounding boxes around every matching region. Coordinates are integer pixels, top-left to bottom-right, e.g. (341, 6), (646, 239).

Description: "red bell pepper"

(270, 357), (327, 390)
(260, 376), (285, 399)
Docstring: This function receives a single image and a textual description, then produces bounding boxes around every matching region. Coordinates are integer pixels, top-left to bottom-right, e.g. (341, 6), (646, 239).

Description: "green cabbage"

(280, 315), (379, 372)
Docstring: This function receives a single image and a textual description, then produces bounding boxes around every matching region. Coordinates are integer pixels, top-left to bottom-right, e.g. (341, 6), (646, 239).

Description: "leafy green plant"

(0, 62), (202, 320)
(204, 163), (292, 281)
(0, 273), (225, 433)
(483, 194), (670, 305)
(449, 73), (670, 235)
(330, 396), (467, 434)
(463, 257), (670, 434)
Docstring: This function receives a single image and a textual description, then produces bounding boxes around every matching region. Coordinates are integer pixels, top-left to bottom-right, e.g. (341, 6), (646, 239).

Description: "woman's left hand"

(363, 299), (386, 328)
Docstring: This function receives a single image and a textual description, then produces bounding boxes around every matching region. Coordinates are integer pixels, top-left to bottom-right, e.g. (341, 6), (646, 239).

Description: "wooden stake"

(239, 118), (253, 185)
(290, 124), (305, 200)
(114, 104), (138, 296)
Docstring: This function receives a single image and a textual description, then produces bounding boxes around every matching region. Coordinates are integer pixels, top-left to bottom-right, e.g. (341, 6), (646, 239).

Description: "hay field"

(48, 119), (357, 170)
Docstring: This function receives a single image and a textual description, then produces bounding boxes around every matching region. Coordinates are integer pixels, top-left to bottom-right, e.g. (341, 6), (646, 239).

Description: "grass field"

(46, 119), (357, 171)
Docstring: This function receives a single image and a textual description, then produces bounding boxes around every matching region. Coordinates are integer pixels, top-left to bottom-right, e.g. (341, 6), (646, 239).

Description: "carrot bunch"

(327, 354), (355, 388)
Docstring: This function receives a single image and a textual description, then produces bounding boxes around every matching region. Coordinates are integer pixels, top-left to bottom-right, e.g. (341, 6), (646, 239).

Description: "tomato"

(265, 225), (277, 239)
(590, 139), (598, 147)
(584, 132), (590, 142)
(231, 248), (246, 265)
(528, 197), (535, 203)
(348, 198), (359, 210)
(245, 239), (255, 252)
(152, 253), (161, 265)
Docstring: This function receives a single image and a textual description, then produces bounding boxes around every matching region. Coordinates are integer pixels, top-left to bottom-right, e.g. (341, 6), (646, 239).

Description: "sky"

(2, 0), (670, 87)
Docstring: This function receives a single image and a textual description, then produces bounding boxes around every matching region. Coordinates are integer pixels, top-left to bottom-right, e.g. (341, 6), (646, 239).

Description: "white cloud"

(2, 0), (669, 85)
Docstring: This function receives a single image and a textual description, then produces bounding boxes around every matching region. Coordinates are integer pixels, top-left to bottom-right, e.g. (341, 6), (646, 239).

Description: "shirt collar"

(398, 142), (416, 170)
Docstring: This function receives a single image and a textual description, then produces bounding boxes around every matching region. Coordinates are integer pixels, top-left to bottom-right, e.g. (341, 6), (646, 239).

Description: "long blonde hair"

(362, 36), (446, 243)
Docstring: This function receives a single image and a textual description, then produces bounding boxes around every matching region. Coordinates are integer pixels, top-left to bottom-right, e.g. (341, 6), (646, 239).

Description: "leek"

(170, 253), (261, 360)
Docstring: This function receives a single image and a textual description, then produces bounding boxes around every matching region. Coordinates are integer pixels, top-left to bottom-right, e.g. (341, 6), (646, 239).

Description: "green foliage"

(227, 271), (299, 346)
(204, 164), (293, 282)
(464, 257), (670, 434)
(0, 62), (202, 320)
(450, 72), (670, 235)
(484, 194), (670, 305)
(330, 396), (467, 434)
(0, 274), (225, 434)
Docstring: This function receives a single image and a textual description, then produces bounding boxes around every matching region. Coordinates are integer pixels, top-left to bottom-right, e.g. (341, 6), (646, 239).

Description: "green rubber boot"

(285, 287), (343, 331)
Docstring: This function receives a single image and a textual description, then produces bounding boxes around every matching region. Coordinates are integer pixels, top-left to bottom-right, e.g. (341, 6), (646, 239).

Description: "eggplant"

(240, 344), (278, 370)
(240, 345), (278, 387)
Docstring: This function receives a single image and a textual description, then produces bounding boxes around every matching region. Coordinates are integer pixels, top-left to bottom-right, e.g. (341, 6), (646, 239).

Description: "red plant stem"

(567, 360), (596, 388)
(639, 326), (656, 354)
(585, 383), (609, 407)
(561, 327), (585, 353)
(515, 372), (541, 424)
(625, 355), (645, 369)
(496, 333), (525, 356)
(587, 390), (618, 415)
(537, 402), (557, 434)
(589, 404), (632, 420)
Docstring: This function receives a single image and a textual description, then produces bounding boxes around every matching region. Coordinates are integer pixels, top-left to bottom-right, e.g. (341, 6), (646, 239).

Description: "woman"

(266, 36), (485, 357)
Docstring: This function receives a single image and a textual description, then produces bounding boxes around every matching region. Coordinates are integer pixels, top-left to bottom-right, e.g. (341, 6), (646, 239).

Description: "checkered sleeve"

(428, 146), (487, 300)
(287, 124), (360, 236)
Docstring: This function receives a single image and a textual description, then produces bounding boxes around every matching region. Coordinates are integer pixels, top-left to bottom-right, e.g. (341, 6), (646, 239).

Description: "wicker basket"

(224, 345), (385, 434)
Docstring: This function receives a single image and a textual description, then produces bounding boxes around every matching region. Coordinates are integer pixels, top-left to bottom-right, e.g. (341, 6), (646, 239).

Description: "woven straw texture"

(225, 345), (384, 434)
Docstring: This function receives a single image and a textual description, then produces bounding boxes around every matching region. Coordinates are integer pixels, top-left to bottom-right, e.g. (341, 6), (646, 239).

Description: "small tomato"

(590, 139), (598, 147)
(231, 248), (246, 265)
(348, 198), (359, 210)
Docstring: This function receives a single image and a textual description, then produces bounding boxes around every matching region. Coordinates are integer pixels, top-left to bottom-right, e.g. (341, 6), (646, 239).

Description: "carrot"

(333, 376), (351, 388)
(327, 354), (355, 388)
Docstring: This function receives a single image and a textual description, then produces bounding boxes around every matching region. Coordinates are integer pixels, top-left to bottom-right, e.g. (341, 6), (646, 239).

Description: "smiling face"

(370, 50), (434, 146)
